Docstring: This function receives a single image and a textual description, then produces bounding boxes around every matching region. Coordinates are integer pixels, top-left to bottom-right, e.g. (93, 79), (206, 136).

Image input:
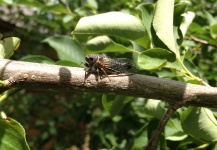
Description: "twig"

(144, 102), (182, 150)
(185, 37), (217, 48)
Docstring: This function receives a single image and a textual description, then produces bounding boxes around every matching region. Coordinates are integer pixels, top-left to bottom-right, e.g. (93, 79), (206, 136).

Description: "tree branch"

(145, 103), (182, 150)
(0, 59), (217, 108)
(185, 37), (217, 48)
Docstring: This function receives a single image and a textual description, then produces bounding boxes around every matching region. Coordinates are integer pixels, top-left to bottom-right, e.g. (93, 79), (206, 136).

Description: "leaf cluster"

(0, 0), (217, 150)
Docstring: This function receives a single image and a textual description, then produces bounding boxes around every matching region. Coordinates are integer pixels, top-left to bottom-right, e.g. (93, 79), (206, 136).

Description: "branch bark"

(0, 59), (217, 108)
(185, 37), (217, 48)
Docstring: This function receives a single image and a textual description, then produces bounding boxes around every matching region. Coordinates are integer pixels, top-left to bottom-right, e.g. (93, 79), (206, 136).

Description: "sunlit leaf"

(85, 36), (138, 54)
(72, 12), (150, 48)
(0, 0), (13, 4)
(152, 0), (178, 56)
(43, 36), (85, 64)
(86, 0), (98, 9)
(0, 37), (20, 59)
(136, 3), (155, 37)
(0, 118), (30, 150)
(143, 99), (165, 119)
(180, 11), (195, 37)
(210, 24), (217, 39)
(138, 48), (176, 70)
(181, 107), (217, 142)
(165, 118), (187, 141)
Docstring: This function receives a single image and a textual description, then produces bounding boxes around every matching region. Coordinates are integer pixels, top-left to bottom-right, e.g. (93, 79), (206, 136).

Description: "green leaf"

(102, 95), (134, 118)
(188, 22), (204, 34)
(165, 57), (183, 69)
(212, 144), (217, 150)
(85, 36), (139, 54)
(14, 0), (45, 8)
(165, 118), (187, 141)
(0, 37), (20, 59)
(174, 3), (187, 26)
(86, 0), (98, 9)
(136, 3), (155, 37)
(138, 48), (176, 70)
(55, 60), (78, 67)
(110, 96), (134, 118)
(173, 3), (188, 46)
(72, 12), (150, 48)
(105, 133), (117, 145)
(186, 79), (201, 85)
(0, 118), (30, 150)
(43, 36), (85, 64)
(132, 124), (148, 149)
(181, 107), (217, 142)
(203, 10), (217, 26)
(210, 24), (217, 39)
(143, 99), (166, 119)
(20, 55), (55, 64)
(39, 4), (68, 14)
(152, 0), (178, 56)
(102, 94), (113, 113)
(155, 69), (176, 78)
(0, 0), (13, 4)
(180, 11), (195, 37)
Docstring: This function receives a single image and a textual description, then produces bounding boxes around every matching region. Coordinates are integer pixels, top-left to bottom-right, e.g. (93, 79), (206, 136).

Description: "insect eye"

(89, 57), (94, 61)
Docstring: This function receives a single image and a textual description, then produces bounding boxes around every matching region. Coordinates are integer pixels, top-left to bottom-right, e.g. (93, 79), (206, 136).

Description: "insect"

(81, 54), (137, 81)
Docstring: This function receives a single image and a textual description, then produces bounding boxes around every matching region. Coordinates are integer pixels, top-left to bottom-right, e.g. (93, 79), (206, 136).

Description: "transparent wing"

(102, 58), (138, 74)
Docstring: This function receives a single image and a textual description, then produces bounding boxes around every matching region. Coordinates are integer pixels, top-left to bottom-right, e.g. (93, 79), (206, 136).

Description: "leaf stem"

(131, 50), (141, 55)
(176, 58), (208, 86)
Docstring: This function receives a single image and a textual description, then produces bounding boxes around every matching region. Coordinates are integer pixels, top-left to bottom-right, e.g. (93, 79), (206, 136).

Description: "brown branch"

(145, 103), (182, 150)
(1, 59), (217, 108)
(185, 37), (217, 48)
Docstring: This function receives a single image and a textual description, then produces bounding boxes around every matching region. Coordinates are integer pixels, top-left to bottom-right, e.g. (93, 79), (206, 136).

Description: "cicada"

(81, 54), (137, 81)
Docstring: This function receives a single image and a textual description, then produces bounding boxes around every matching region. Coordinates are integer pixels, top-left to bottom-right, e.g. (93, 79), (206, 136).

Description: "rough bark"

(0, 59), (217, 108)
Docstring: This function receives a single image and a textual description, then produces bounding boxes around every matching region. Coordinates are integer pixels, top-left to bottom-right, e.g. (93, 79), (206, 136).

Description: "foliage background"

(0, 0), (217, 149)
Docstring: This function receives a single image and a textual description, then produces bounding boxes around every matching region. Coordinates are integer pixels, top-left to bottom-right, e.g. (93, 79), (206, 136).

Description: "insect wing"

(101, 58), (138, 74)
(112, 58), (138, 73)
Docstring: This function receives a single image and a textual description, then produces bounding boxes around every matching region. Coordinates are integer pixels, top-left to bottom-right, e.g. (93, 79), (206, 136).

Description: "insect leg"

(84, 68), (91, 81)
(78, 62), (84, 67)
(100, 67), (111, 81)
